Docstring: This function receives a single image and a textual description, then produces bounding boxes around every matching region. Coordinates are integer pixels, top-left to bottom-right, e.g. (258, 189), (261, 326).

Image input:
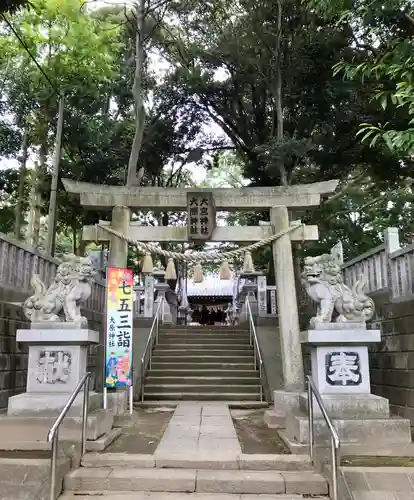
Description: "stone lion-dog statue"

(301, 253), (374, 328)
(23, 254), (96, 325)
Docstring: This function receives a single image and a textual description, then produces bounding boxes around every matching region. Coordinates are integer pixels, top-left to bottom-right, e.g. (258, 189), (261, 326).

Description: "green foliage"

(307, 0), (414, 155)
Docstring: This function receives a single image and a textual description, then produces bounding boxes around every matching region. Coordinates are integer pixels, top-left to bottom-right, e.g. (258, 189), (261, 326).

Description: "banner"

(105, 267), (134, 388)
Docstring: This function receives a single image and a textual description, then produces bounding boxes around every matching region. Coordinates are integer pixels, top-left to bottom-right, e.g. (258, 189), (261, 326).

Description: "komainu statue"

(23, 254), (96, 324)
(301, 253), (374, 328)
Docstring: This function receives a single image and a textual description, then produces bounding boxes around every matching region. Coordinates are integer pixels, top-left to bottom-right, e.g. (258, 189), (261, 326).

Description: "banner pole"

(129, 385), (133, 415)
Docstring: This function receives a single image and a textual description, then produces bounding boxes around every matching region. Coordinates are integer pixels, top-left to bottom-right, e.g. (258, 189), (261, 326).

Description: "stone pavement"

(155, 403), (241, 455)
(62, 402), (329, 498)
(342, 466), (414, 500)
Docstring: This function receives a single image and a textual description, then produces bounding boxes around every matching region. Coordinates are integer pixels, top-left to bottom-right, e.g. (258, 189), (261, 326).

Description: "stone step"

(152, 355), (254, 363)
(64, 468), (328, 495)
(143, 392), (262, 401)
(161, 327), (248, 332)
(153, 349), (254, 356)
(135, 401), (269, 409)
(155, 344), (253, 351)
(146, 376), (260, 385)
(148, 369), (258, 377)
(151, 362), (255, 370)
(81, 452), (313, 471)
(61, 493), (324, 499)
(144, 384), (261, 395)
(159, 336), (251, 344)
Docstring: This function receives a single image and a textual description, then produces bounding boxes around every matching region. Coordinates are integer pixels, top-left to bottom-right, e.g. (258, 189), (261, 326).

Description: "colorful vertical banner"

(105, 267), (134, 388)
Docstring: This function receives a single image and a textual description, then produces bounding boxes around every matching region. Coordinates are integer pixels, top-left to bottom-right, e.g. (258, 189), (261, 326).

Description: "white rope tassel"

(220, 260), (232, 280)
(141, 252), (153, 274)
(243, 251), (255, 273)
(165, 258), (177, 280)
(193, 262), (204, 283)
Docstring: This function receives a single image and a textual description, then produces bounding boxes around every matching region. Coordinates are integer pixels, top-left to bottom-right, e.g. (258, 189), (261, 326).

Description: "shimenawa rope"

(96, 222), (305, 263)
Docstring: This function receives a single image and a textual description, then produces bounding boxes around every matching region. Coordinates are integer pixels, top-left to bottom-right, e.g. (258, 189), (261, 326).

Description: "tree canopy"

(0, 0), (413, 270)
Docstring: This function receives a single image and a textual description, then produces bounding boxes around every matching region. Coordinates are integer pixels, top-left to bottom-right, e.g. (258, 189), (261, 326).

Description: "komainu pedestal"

(7, 327), (101, 416)
(0, 254), (116, 450)
(281, 251), (411, 448)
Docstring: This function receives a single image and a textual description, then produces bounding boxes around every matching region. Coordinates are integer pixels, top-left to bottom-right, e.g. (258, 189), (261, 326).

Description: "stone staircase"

(142, 325), (262, 401)
(61, 452), (329, 499)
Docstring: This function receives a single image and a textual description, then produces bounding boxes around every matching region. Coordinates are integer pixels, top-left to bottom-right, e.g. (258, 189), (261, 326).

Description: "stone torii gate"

(62, 178), (339, 392)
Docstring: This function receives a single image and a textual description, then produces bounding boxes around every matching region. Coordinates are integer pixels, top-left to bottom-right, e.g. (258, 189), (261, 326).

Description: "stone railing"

(341, 227), (414, 300)
(0, 232), (105, 313)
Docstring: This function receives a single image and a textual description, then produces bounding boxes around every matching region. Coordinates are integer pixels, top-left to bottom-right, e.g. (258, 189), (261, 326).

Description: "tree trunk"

(274, 0), (288, 187)
(72, 225), (77, 255)
(15, 126), (29, 240)
(27, 143), (46, 248)
(126, 0), (146, 187)
(78, 239), (87, 257)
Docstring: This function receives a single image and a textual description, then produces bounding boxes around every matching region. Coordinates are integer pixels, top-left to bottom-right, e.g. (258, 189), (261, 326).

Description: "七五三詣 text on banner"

(105, 267), (134, 388)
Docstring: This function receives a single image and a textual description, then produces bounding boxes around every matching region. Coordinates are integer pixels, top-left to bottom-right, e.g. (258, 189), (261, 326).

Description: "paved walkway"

(155, 403), (241, 455)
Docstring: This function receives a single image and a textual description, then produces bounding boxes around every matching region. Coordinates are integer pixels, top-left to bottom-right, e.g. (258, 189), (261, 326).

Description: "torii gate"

(62, 178), (339, 391)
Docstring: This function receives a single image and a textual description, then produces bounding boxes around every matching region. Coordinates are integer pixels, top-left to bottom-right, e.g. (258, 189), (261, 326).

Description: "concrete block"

(82, 452), (155, 468)
(285, 413), (411, 445)
(155, 452), (238, 470)
(195, 470), (285, 494)
(7, 391), (101, 417)
(239, 454), (312, 471)
(106, 468), (197, 492)
(106, 391), (127, 416)
(282, 471), (328, 495)
(64, 468), (112, 490)
(273, 390), (300, 414)
(0, 409), (113, 442)
(299, 392), (390, 419)
(264, 409), (285, 428)
(86, 427), (122, 451)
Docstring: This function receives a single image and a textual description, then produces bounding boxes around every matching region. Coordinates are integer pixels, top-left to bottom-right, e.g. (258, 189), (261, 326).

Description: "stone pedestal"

(7, 328), (101, 416)
(300, 325), (392, 420)
(154, 283), (172, 324)
(280, 323), (412, 448)
(239, 272), (260, 320)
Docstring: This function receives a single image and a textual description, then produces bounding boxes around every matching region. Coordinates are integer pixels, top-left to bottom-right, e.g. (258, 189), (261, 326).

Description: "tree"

(0, 0), (122, 243)
(306, 0), (414, 155)
(0, 0), (30, 14)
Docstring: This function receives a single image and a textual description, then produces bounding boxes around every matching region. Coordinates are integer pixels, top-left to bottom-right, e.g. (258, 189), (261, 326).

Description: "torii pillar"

(270, 206), (303, 391)
(108, 206), (130, 268)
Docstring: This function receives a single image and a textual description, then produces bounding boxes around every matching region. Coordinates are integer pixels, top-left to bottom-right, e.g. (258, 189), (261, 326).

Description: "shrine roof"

(187, 277), (235, 297)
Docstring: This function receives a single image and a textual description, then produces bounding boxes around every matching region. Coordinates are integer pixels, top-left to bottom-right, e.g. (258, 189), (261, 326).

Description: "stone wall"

(368, 291), (414, 425)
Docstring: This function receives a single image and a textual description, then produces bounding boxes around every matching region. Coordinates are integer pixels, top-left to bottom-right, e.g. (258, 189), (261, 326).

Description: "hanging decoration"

(165, 258), (177, 280)
(141, 252), (154, 274)
(243, 251), (255, 273)
(219, 260), (232, 280)
(193, 262), (204, 283)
